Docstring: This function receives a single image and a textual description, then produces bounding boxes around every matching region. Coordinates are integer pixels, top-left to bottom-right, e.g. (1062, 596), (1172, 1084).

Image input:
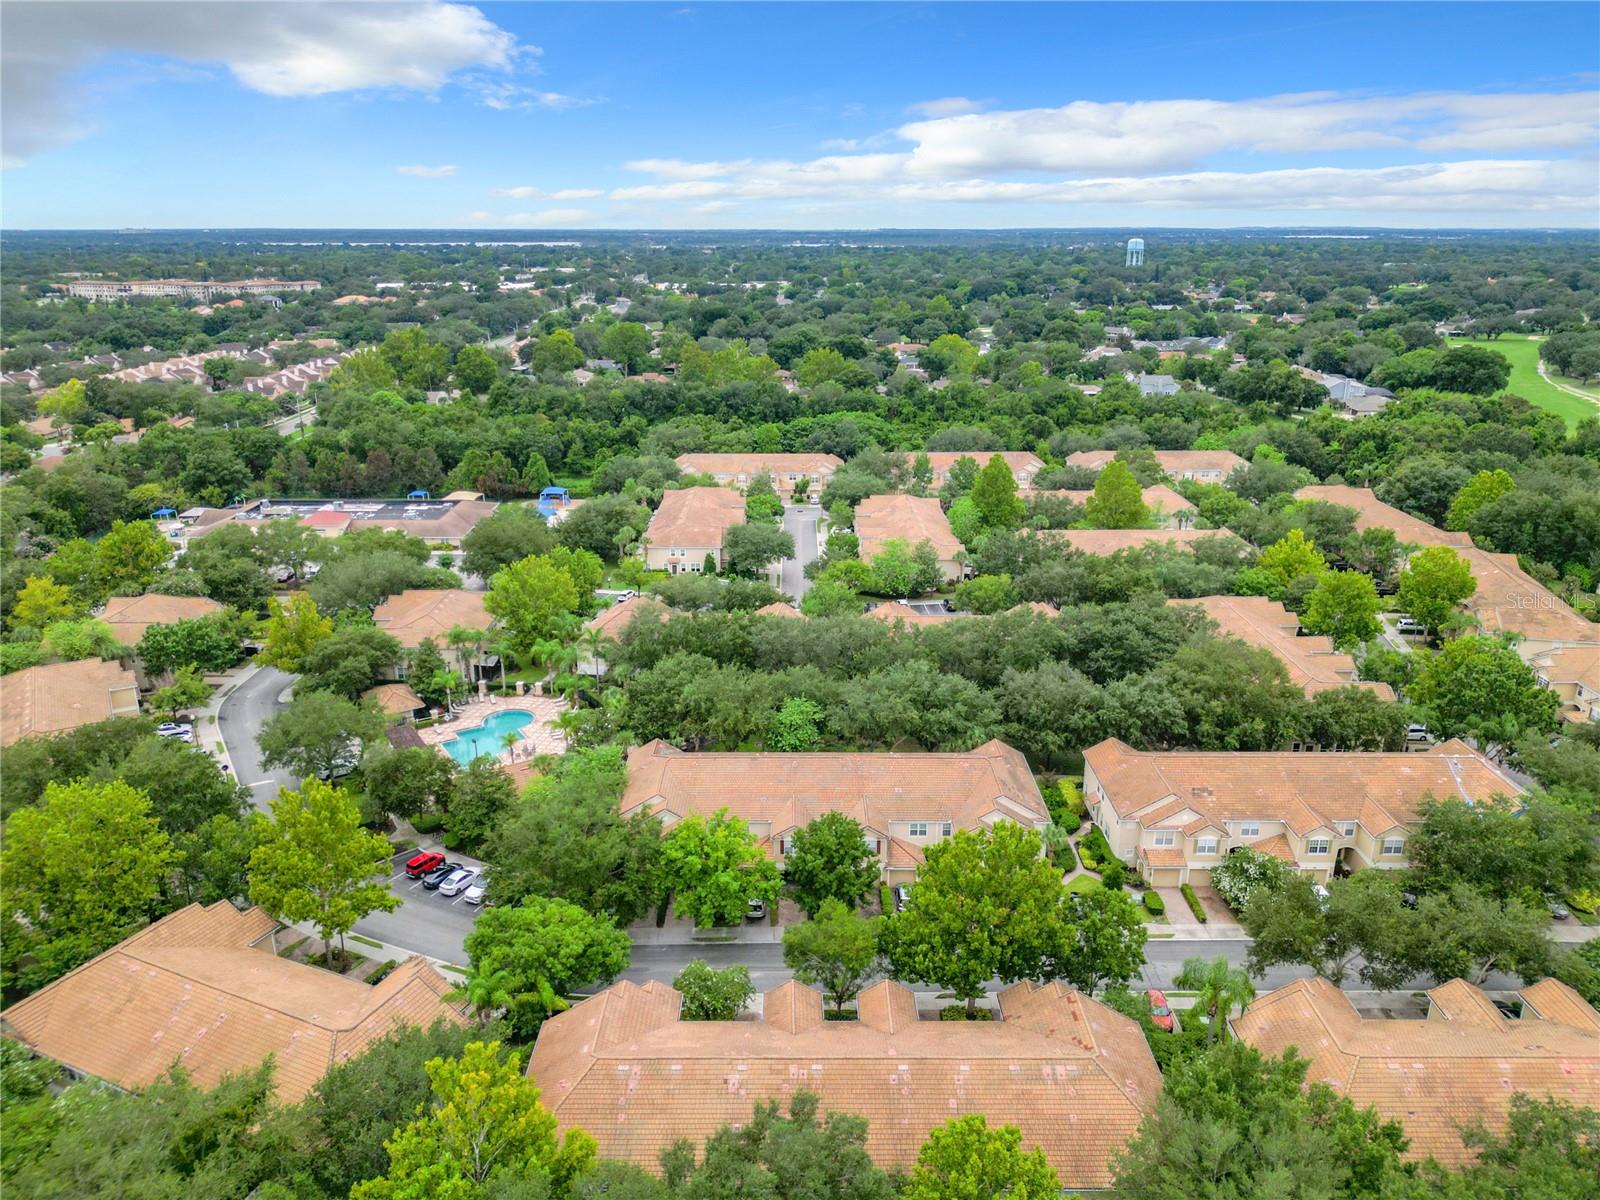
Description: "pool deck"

(417, 693), (570, 766)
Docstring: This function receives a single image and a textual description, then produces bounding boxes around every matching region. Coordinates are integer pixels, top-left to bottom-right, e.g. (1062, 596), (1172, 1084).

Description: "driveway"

(216, 664), (301, 809)
(778, 503), (822, 600)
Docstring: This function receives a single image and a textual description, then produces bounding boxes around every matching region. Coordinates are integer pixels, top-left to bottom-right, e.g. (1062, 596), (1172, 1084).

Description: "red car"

(1146, 988), (1175, 1033)
(404, 850), (446, 879)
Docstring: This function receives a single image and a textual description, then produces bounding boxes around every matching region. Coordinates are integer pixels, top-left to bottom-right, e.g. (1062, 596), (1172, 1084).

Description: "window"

(1382, 837), (1406, 856)
(779, 838), (794, 856)
(1337, 822), (1356, 838)
(1152, 831), (1176, 847)
(1238, 822), (1261, 838)
(1306, 838), (1331, 855)
(941, 821), (953, 838)
(1196, 838), (1218, 856)
(907, 822), (928, 838)
(864, 835), (880, 854)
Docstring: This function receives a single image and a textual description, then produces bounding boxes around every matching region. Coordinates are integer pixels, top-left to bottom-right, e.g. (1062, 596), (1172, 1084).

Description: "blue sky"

(3, 1), (1597, 228)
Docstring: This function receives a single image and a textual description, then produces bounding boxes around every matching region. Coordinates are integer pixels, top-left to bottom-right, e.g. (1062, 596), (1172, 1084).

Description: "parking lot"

(345, 850), (489, 963)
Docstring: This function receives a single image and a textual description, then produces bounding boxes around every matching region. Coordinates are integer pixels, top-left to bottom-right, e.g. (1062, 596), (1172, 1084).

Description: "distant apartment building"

(189, 496), (498, 548)
(621, 738), (1048, 884)
(921, 450), (1044, 491)
(1083, 737), (1523, 888)
(1042, 484), (1196, 529)
(1171, 595), (1394, 701)
(674, 453), (842, 498)
(0, 658), (141, 745)
(1066, 449), (1246, 483)
(101, 593), (224, 650)
(1047, 527), (1217, 556)
(61, 278), (320, 302)
(1293, 485), (1471, 550)
(853, 493), (964, 582)
(1529, 646), (1600, 724)
(641, 486), (746, 574)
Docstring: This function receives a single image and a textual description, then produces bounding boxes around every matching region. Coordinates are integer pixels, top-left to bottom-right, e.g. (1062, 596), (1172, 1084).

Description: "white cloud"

(906, 96), (986, 118)
(397, 164), (457, 178)
(472, 82), (596, 111)
(690, 201), (737, 214)
(895, 91), (1599, 177)
(2, 1), (518, 165)
(489, 185), (603, 199)
(504, 208), (593, 224)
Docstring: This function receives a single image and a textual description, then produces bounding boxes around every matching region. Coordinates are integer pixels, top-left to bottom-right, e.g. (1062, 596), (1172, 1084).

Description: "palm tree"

(446, 624), (483, 681)
(464, 965), (515, 1022)
(430, 668), (466, 712)
(1174, 955), (1257, 1043)
(487, 631), (517, 692)
(578, 626), (610, 686)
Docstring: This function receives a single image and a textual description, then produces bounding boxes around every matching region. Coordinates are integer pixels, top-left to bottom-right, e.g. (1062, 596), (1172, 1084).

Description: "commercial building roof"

(371, 589), (492, 648)
(1293, 485), (1472, 550)
(853, 493), (962, 561)
(527, 978), (1160, 1190)
(1, 902), (466, 1102)
(1084, 737), (1523, 838)
(0, 658), (140, 746)
(1171, 595), (1395, 700)
(1231, 977), (1600, 1166)
(211, 497), (499, 543)
(622, 738), (1048, 834)
(101, 593), (224, 647)
(643, 487), (747, 552)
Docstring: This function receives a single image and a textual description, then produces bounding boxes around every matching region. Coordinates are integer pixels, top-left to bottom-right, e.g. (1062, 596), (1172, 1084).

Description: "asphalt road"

(779, 503), (822, 600)
(217, 664), (301, 809)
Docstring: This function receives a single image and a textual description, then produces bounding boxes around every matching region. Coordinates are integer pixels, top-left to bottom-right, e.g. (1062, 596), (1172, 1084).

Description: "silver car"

(463, 875), (489, 905)
(437, 867), (477, 897)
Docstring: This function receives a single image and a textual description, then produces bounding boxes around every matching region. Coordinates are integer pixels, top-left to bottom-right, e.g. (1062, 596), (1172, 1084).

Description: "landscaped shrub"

(1143, 889), (1165, 915)
(1181, 883), (1208, 923)
(1210, 847), (1296, 912)
(1041, 822), (1077, 872)
(879, 885), (895, 915)
(1046, 778), (1087, 829)
(1101, 860), (1127, 890)
(410, 810), (446, 835)
(1078, 825), (1113, 871)
(940, 1006), (994, 1020)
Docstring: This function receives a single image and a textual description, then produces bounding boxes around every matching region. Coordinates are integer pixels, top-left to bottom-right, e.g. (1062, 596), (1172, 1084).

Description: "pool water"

(440, 709), (534, 765)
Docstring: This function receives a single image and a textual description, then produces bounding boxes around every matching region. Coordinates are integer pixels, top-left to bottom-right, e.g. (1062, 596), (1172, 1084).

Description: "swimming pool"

(439, 709), (534, 765)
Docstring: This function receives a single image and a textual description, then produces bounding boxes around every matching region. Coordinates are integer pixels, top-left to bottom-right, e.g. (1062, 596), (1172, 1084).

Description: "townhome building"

(1042, 484), (1197, 528)
(853, 493), (965, 582)
(1170, 595), (1395, 701)
(921, 450), (1044, 491)
(620, 738), (1049, 884)
(641, 486), (747, 574)
(528, 977), (1160, 1194)
(1066, 449), (1246, 483)
(1529, 644), (1600, 724)
(674, 453), (842, 498)
(1082, 737), (1523, 888)
(1233, 977), (1599, 1167)
(372, 589), (494, 678)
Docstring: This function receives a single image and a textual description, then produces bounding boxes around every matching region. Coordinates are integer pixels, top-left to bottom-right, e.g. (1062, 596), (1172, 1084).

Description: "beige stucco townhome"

(674, 453), (842, 499)
(922, 450), (1044, 491)
(1082, 737), (1524, 888)
(621, 738), (1049, 884)
(641, 486), (747, 574)
(853, 493), (965, 583)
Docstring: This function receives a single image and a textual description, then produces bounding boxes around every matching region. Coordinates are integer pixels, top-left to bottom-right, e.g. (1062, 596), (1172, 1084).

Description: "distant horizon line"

(3, 224), (1596, 235)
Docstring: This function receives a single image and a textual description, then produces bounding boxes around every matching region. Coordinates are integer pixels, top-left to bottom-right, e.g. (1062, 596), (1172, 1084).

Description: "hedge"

(1143, 889), (1165, 915)
(880, 885), (895, 916)
(939, 1006), (994, 1021)
(411, 811), (446, 834)
(1181, 883), (1208, 923)
(1078, 825), (1114, 872)
(1050, 836), (1078, 873)
(1046, 779), (1087, 830)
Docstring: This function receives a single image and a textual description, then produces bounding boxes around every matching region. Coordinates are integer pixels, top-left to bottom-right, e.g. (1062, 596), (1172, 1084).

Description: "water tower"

(1125, 237), (1145, 267)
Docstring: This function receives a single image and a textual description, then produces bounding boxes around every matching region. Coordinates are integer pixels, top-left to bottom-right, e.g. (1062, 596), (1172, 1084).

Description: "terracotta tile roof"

(1066, 450), (1246, 478)
(1246, 833), (1296, 861)
(1137, 845), (1186, 867)
(1084, 737), (1522, 840)
(1231, 977), (1600, 1166)
(1294, 485), (1472, 550)
(1171, 596), (1395, 700)
(1460, 549), (1600, 646)
(528, 978), (1160, 1189)
(0, 903), (467, 1103)
(622, 739), (1049, 839)
(300, 508), (353, 532)
(101, 593), (224, 648)
(585, 595), (668, 638)
(643, 487), (746, 552)
(754, 601), (804, 618)
(1532, 645), (1600, 694)
(1043, 484), (1196, 515)
(1519, 978), (1600, 1032)
(1010, 601), (1060, 616)
(854, 493), (962, 561)
(0, 658), (141, 746)
(372, 589), (491, 648)
(922, 451), (1043, 478)
(675, 453), (843, 479)
(863, 603), (955, 627)
(1048, 527), (1215, 555)
(363, 682), (424, 716)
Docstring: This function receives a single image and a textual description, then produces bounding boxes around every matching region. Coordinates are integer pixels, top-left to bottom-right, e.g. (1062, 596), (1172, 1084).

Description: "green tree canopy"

(1082, 460), (1151, 529)
(661, 811), (782, 929)
(463, 898), (631, 1037)
(781, 812), (882, 917)
(902, 1114), (1060, 1200)
(1397, 545), (1476, 633)
(782, 898), (882, 1013)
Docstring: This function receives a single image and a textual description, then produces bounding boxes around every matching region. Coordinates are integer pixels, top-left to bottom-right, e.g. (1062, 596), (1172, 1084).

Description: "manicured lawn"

(1066, 873), (1162, 923)
(1446, 334), (1600, 429)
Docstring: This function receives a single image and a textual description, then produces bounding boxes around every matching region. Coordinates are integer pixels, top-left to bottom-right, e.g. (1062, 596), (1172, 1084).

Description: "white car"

(463, 875), (489, 905)
(156, 722), (193, 742)
(437, 867), (477, 897)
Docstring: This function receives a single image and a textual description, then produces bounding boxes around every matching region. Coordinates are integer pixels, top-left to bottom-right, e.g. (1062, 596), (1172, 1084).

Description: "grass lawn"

(1067, 873), (1162, 923)
(1446, 334), (1600, 429)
